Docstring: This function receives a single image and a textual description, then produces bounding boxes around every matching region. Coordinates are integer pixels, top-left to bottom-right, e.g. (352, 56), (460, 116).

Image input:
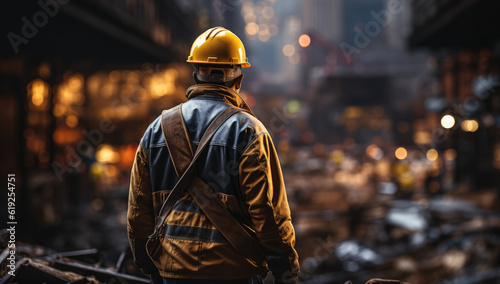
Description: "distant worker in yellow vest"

(128, 27), (299, 284)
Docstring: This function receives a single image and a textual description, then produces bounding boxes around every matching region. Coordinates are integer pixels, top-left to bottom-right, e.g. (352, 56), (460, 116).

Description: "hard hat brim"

(187, 60), (251, 68)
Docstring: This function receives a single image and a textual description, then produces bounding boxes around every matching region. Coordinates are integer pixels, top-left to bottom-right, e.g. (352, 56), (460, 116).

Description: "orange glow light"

(395, 147), (407, 160)
(427, 149), (439, 161)
(298, 34), (311, 48)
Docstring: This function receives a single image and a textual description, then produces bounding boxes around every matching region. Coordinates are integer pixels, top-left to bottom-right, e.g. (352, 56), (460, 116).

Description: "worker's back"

(140, 85), (268, 279)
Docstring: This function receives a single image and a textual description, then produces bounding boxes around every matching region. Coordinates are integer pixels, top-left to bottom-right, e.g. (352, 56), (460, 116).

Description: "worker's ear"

(234, 74), (244, 91)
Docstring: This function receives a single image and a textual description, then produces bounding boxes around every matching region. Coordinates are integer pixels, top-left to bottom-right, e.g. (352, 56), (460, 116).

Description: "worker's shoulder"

(140, 114), (163, 150)
(221, 110), (269, 142)
(233, 110), (267, 132)
(204, 109), (268, 152)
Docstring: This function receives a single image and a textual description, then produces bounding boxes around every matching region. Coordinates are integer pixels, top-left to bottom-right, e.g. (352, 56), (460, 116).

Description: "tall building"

(409, 0), (500, 189)
(301, 0), (343, 42)
(302, 0), (432, 146)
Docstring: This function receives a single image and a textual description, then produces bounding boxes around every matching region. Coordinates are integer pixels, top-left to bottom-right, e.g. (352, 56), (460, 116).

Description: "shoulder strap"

(150, 105), (244, 240)
(160, 105), (266, 266)
(160, 105), (193, 177)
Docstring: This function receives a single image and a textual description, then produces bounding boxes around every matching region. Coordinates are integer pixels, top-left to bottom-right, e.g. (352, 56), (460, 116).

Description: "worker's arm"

(239, 133), (300, 284)
(127, 144), (156, 275)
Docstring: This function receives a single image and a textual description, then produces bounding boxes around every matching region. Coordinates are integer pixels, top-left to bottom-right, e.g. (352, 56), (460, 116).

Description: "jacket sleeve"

(239, 133), (300, 283)
(127, 144), (157, 274)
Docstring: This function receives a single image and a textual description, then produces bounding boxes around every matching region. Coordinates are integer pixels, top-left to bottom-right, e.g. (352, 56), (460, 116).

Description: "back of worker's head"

(192, 64), (242, 88)
(187, 27), (250, 90)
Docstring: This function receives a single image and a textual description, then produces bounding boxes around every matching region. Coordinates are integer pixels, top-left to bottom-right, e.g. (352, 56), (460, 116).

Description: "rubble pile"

(0, 240), (149, 284)
(288, 170), (500, 284)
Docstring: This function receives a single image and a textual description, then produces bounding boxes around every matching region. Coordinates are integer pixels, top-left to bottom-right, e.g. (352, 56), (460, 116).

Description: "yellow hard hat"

(187, 27), (250, 67)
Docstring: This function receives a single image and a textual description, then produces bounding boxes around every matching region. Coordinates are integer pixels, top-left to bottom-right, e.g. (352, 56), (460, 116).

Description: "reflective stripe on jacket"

(127, 84), (299, 282)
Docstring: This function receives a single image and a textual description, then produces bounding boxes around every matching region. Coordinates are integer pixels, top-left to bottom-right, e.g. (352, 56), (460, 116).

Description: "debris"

(386, 200), (427, 231)
(53, 259), (149, 284)
(289, 168), (500, 283)
(0, 244), (149, 284)
(10, 258), (99, 284)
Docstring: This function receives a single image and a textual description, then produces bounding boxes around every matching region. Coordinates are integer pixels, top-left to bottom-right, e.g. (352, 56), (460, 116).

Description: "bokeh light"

(262, 6), (274, 19)
(245, 22), (259, 35)
(366, 144), (384, 160)
(283, 44), (295, 57)
(461, 119), (479, 132)
(426, 149), (439, 161)
(65, 115), (79, 128)
(298, 34), (311, 48)
(441, 114), (455, 129)
(96, 144), (120, 164)
(444, 149), (457, 161)
(244, 13), (256, 23)
(395, 147), (408, 160)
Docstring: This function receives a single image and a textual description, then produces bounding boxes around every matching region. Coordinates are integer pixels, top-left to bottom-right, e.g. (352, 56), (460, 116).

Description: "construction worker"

(127, 27), (299, 284)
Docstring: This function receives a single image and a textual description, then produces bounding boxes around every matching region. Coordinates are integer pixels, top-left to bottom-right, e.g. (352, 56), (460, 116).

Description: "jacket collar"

(185, 84), (255, 116)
